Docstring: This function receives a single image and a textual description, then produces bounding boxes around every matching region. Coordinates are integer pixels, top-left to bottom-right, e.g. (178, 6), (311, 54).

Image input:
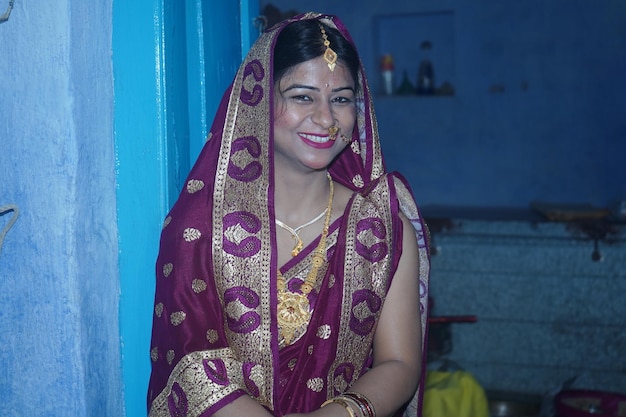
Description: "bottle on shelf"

(416, 40), (435, 95)
(380, 54), (395, 95)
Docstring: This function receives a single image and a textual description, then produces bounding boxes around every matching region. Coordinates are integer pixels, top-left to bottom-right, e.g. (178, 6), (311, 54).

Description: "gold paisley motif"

(352, 174), (364, 188)
(306, 377), (324, 392)
(206, 329), (218, 344)
(333, 374), (349, 393)
(150, 346), (158, 362)
(170, 311), (187, 326)
(351, 140), (360, 154)
(183, 227), (201, 242)
(192, 279), (207, 293)
(223, 223), (250, 245)
(166, 350), (175, 365)
(162, 263), (173, 278)
(225, 299), (243, 321)
(352, 301), (372, 321)
(186, 179), (205, 194)
(316, 324), (331, 340)
(154, 302), (164, 317)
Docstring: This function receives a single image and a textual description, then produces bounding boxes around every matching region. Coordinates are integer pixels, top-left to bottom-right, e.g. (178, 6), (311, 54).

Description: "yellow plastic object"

(423, 370), (490, 417)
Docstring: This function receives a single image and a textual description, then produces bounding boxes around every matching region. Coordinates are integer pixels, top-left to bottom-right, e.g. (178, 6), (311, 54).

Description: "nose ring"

(328, 126), (339, 141)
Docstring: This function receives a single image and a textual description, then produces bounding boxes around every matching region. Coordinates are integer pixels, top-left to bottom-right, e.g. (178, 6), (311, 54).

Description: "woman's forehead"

(277, 56), (355, 90)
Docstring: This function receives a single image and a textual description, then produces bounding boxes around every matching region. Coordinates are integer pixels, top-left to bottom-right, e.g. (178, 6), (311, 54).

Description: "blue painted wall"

(263, 0), (626, 209)
(262, 0), (626, 397)
(0, 1), (123, 416)
(1, 0), (256, 415)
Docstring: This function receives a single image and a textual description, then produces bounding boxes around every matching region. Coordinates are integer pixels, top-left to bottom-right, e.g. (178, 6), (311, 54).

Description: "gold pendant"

(277, 289), (312, 346)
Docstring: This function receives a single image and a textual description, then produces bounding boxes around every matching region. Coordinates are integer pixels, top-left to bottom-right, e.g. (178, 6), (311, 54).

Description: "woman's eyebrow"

(281, 84), (355, 93)
(333, 86), (355, 93)
(281, 84), (318, 93)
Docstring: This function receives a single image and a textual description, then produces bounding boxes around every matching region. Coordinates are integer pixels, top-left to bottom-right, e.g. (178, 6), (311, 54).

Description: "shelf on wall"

(374, 11), (456, 97)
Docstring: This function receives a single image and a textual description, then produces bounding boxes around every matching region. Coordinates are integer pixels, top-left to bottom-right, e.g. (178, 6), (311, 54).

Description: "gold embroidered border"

(209, 23), (277, 410)
(149, 347), (260, 417)
(392, 176), (430, 352)
(329, 176), (395, 395)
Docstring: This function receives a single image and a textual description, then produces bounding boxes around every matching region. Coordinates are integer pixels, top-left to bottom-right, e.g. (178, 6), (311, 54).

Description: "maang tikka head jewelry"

(319, 24), (337, 71)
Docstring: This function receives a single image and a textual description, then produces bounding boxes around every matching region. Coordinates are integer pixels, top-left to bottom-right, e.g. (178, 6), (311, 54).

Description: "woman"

(147, 12), (430, 417)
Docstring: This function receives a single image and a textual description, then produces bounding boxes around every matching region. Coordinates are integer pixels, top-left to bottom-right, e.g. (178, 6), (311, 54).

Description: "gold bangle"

(321, 397), (357, 417)
(338, 395), (366, 417)
(344, 392), (376, 417)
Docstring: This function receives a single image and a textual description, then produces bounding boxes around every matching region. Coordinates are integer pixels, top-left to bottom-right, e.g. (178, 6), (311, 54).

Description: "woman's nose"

(312, 102), (334, 129)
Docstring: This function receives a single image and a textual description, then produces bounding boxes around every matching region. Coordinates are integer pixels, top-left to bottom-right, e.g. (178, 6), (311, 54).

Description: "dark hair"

(273, 19), (360, 93)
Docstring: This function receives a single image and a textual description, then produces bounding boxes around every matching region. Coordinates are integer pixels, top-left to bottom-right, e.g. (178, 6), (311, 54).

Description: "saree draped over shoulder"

(147, 12), (430, 417)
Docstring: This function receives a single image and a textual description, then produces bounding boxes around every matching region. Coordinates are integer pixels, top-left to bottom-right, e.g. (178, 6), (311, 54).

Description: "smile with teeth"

(300, 133), (332, 143)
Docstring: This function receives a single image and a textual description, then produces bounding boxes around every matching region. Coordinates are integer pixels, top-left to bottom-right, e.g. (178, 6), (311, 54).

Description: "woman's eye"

(333, 96), (353, 104)
(292, 95), (312, 102)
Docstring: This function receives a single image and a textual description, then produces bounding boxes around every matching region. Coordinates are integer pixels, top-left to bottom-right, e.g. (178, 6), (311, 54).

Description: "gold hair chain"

(319, 25), (337, 71)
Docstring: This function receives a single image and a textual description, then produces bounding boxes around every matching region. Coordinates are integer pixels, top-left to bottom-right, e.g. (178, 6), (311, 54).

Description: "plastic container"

(555, 389), (626, 417)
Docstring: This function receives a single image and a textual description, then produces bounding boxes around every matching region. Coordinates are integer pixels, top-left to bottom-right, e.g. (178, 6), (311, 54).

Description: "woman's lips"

(299, 132), (335, 149)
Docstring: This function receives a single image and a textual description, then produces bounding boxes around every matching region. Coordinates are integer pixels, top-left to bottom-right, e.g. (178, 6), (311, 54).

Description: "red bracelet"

(344, 392), (375, 417)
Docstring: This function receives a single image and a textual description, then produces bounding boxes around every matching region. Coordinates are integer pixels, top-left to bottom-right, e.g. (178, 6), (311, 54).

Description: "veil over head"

(148, 12), (430, 417)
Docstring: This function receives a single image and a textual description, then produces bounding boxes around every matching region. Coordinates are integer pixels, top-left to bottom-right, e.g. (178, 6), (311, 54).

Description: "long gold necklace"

(277, 173), (334, 346)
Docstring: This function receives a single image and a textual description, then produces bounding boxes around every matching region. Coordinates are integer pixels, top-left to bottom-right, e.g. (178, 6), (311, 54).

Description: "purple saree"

(147, 12), (430, 417)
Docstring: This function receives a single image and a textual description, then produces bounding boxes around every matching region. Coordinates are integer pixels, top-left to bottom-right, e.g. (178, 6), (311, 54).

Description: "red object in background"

(427, 297), (477, 324)
(555, 389), (626, 417)
(380, 54), (394, 71)
(425, 297), (477, 361)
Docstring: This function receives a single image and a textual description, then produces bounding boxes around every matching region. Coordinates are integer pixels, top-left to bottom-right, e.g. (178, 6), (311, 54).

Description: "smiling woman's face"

(273, 55), (357, 173)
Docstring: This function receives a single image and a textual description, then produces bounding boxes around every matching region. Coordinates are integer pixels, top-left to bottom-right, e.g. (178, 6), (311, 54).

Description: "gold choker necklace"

(277, 173), (334, 346)
(275, 210), (327, 257)
(275, 173), (333, 257)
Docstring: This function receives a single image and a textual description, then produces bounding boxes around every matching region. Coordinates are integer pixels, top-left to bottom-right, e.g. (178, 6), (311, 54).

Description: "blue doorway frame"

(112, 1), (258, 415)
